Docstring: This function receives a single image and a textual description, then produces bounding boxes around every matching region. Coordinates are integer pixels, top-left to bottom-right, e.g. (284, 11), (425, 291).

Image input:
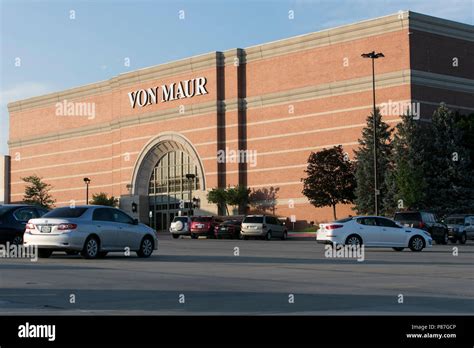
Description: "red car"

(190, 216), (223, 239)
(214, 219), (242, 239)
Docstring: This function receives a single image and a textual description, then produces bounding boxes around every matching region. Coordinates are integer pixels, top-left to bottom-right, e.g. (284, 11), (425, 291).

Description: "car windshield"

(394, 212), (421, 221)
(445, 217), (465, 225)
(243, 216), (264, 223)
(193, 217), (212, 222)
(43, 207), (88, 218)
(173, 217), (188, 223)
(224, 220), (241, 225)
(0, 206), (15, 217)
(334, 217), (353, 223)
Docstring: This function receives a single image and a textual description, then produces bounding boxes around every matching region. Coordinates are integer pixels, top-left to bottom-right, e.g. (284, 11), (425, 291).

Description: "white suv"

(169, 216), (192, 239)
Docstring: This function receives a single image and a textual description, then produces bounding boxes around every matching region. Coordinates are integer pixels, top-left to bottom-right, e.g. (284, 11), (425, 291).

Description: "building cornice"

(408, 11), (474, 42)
(8, 52), (219, 113)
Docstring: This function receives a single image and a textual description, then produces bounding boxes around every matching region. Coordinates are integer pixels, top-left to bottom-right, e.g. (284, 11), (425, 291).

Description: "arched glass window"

(148, 151), (200, 231)
(148, 151), (200, 195)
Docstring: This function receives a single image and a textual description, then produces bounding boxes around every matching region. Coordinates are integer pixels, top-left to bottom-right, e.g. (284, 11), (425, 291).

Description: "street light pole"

(361, 51), (384, 216)
(83, 177), (91, 205)
(185, 173), (196, 216)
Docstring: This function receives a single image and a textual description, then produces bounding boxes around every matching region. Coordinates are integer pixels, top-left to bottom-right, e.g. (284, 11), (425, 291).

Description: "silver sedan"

(23, 205), (158, 259)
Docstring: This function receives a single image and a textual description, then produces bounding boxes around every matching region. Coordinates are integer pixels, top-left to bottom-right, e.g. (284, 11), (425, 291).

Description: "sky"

(0, 0), (473, 155)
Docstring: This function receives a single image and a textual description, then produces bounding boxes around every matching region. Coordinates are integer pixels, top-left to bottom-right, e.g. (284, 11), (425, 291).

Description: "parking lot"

(0, 234), (473, 315)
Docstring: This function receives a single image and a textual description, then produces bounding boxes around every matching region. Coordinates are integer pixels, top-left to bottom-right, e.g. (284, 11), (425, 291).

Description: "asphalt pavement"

(0, 234), (472, 315)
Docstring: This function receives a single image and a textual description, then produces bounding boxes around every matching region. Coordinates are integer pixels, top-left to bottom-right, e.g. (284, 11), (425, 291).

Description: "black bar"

(0, 315), (472, 346)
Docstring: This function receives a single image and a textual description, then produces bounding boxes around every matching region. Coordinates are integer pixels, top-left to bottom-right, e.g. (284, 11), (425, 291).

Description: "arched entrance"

(131, 133), (206, 230)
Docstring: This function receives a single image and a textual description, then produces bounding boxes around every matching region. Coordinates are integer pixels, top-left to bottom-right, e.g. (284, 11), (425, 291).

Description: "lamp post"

(185, 173), (196, 216)
(361, 51), (384, 216)
(83, 177), (91, 205)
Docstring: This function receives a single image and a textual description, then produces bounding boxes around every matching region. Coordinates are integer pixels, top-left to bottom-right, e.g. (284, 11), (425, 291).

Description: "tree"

(387, 106), (474, 216)
(249, 187), (280, 215)
(387, 112), (430, 212)
(226, 186), (250, 214)
(207, 187), (229, 215)
(90, 192), (118, 207)
(302, 145), (356, 220)
(422, 105), (474, 216)
(208, 186), (251, 215)
(22, 175), (56, 209)
(353, 108), (394, 215)
(454, 111), (474, 170)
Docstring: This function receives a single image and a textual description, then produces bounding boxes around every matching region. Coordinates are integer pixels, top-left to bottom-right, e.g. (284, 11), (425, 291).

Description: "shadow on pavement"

(0, 288), (471, 315)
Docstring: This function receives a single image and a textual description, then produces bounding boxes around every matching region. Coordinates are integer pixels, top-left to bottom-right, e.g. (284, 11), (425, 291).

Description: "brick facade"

(7, 11), (474, 227)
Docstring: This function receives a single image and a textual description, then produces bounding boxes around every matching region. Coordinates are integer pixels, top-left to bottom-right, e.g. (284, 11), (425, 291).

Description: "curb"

(288, 232), (316, 239)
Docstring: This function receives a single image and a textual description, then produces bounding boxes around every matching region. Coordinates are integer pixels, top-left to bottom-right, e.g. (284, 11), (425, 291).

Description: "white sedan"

(23, 205), (158, 259)
(317, 216), (432, 251)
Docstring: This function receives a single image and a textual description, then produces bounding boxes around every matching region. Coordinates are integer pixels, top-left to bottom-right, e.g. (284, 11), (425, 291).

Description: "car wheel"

(172, 234), (180, 239)
(409, 235), (425, 252)
(12, 235), (23, 245)
(449, 238), (458, 244)
(191, 234), (198, 239)
(345, 234), (362, 246)
(81, 236), (100, 259)
(392, 247), (404, 251)
(38, 249), (53, 258)
(459, 233), (467, 245)
(65, 251), (79, 256)
(265, 231), (272, 240)
(281, 231), (288, 240)
(137, 236), (154, 258)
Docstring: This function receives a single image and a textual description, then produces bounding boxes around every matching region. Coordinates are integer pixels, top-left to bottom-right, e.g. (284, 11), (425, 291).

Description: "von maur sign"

(128, 77), (208, 108)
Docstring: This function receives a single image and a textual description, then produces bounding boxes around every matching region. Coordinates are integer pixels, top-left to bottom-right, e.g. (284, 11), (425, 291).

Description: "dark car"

(444, 214), (474, 244)
(394, 211), (448, 244)
(214, 219), (242, 239)
(0, 204), (49, 245)
(190, 216), (223, 239)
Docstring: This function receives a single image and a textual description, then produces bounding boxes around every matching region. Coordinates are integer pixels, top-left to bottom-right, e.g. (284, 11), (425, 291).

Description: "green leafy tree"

(22, 175), (56, 209)
(207, 187), (229, 215)
(302, 145), (356, 220)
(226, 185), (251, 214)
(90, 192), (118, 207)
(353, 109), (393, 215)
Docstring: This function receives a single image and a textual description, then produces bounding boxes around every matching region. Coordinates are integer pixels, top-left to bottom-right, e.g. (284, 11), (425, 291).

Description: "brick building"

(7, 11), (473, 229)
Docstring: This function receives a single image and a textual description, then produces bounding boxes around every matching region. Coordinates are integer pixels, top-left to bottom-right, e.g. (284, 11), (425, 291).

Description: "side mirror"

(133, 219), (139, 225)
